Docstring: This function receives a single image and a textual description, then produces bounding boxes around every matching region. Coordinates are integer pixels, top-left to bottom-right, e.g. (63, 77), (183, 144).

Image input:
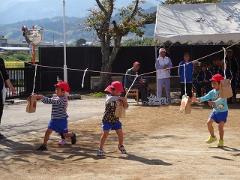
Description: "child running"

(193, 74), (228, 147)
(36, 81), (76, 151)
(97, 81), (128, 156)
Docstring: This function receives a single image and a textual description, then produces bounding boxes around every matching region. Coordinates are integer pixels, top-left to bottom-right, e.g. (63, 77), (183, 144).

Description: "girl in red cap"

(35, 81), (76, 151)
(97, 81), (128, 156)
(193, 74), (228, 147)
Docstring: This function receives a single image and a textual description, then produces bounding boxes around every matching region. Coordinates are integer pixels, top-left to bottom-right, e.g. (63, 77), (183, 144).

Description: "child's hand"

(35, 95), (44, 100)
(119, 97), (127, 102)
(208, 101), (215, 107)
(119, 97), (128, 109)
(192, 97), (199, 103)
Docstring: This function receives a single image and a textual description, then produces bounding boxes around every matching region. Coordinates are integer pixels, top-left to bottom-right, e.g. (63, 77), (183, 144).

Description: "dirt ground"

(0, 103), (240, 180)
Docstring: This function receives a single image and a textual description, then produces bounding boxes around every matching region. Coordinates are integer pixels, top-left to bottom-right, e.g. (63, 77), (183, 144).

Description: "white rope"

(15, 40), (240, 79)
(125, 74), (139, 97)
(32, 64), (38, 95)
(81, 68), (88, 88)
(223, 47), (227, 79)
(183, 64), (187, 96)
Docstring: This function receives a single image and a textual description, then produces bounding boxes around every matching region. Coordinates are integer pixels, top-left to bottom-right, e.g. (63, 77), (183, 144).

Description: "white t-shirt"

(155, 56), (172, 79)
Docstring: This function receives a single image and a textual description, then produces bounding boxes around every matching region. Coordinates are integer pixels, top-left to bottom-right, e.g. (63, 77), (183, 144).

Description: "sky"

(0, 0), (162, 24)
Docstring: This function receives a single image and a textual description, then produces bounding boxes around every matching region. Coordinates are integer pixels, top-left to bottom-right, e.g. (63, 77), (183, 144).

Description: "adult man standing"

(155, 48), (172, 101)
(124, 61), (148, 104)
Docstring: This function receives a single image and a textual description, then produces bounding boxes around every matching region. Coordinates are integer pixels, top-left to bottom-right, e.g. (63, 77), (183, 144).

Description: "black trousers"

(0, 91), (4, 124)
(133, 84), (148, 102)
(180, 83), (193, 98)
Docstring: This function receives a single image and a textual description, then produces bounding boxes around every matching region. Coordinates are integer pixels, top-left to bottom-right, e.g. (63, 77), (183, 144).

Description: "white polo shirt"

(156, 56), (172, 79)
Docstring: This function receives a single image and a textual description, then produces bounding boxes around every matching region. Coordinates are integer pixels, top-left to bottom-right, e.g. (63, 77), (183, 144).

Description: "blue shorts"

(209, 111), (228, 124)
(48, 118), (68, 134)
(102, 121), (122, 131)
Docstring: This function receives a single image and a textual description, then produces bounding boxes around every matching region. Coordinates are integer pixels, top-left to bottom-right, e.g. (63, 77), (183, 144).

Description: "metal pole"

(63, 0), (68, 82)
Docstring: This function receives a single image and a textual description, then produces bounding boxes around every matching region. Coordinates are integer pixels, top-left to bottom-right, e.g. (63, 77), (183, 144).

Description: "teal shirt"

(200, 89), (228, 112)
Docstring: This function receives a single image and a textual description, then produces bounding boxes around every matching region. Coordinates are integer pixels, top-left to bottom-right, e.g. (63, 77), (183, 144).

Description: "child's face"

(211, 81), (220, 90)
(111, 89), (121, 96)
(55, 87), (65, 96)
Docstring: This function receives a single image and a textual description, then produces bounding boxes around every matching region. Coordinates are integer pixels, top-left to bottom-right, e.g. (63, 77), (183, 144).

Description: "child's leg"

(60, 133), (65, 139)
(63, 132), (77, 144)
(43, 129), (53, 145)
(99, 131), (109, 150)
(116, 129), (124, 146)
(218, 121), (225, 140)
(207, 119), (215, 137)
(63, 132), (74, 138)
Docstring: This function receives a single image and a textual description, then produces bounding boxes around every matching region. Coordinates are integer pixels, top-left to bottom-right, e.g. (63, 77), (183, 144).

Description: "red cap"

(210, 74), (224, 82)
(55, 81), (70, 92)
(133, 61), (140, 66)
(104, 81), (124, 94)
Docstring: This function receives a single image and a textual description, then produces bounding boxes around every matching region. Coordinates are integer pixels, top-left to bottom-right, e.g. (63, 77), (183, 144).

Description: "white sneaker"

(58, 139), (66, 146)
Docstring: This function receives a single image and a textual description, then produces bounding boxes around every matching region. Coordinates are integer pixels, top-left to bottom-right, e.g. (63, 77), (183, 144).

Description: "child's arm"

(192, 90), (214, 103)
(119, 97), (129, 109)
(35, 95), (66, 105)
(198, 90), (214, 103)
(42, 96), (66, 105)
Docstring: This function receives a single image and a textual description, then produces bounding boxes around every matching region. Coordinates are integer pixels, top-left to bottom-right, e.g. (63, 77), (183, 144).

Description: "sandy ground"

(0, 100), (240, 180)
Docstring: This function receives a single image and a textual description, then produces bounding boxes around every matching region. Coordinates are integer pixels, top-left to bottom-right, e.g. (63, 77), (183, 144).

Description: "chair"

(236, 89), (240, 102)
(126, 88), (139, 104)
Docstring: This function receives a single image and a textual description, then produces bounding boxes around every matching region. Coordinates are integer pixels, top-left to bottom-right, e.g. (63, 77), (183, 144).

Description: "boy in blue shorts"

(193, 74), (228, 147)
(97, 81), (128, 156)
(35, 81), (76, 151)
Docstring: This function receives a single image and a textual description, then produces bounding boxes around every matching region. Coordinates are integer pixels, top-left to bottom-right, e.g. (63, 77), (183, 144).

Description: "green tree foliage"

(122, 38), (155, 46)
(86, 0), (154, 89)
(0, 52), (31, 61)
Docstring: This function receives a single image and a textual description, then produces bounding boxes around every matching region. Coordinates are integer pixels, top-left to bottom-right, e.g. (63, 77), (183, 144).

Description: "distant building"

(0, 36), (7, 47)
(7, 40), (28, 47)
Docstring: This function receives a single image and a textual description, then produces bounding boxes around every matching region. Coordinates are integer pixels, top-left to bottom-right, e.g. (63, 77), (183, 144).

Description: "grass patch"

(89, 92), (105, 98)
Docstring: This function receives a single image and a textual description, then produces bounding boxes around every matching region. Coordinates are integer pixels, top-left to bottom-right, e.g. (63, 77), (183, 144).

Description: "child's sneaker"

(118, 145), (127, 154)
(217, 139), (224, 147)
(206, 136), (217, 144)
(37, 144), (48, 151)
(97, 149), (105, 157)
(71, 133), (77, 144)
(58, 139), (66, 146)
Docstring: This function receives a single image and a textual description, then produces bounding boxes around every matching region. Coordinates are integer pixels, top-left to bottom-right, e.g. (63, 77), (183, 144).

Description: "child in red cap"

(35, 81), (76, 151)
(193, 74), (228, 147)
(97, 81), (128, 156)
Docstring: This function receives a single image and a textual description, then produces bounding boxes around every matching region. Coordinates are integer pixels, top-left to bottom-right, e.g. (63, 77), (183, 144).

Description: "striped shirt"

(42, 95), (68, 119)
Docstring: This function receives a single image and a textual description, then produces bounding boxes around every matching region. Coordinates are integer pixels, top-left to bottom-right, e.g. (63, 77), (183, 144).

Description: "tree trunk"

(98, 38), (121, 91)
(98, 43), (112, 90)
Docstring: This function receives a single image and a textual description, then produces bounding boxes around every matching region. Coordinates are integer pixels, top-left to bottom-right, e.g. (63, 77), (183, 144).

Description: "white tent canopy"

(154, 2), (240, 44)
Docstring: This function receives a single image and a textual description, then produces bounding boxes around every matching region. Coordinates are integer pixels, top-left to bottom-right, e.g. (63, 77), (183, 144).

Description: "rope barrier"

(15, 40), (240, 80)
